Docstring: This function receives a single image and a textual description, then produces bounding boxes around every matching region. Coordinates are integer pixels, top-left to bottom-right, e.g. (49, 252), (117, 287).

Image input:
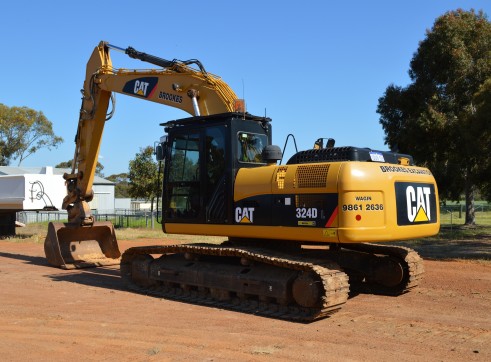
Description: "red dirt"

(0, 239), (490, 361)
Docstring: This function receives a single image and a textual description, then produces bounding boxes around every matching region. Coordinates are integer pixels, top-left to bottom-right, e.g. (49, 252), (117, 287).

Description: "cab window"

(169, 134), (200, 182)
(237, 132), (267, 163)
(166, 133), (200, 219)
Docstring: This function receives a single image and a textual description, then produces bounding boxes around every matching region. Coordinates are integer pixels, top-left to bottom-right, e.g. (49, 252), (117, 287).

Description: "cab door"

(163, 125), (229, 224)
(163, 132), (201, 221)
(204, 126), (228, 223)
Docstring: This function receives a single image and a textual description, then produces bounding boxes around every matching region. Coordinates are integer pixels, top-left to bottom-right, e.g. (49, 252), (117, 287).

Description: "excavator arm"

(45, 41), (242, 268)
(64, 41), (242, 225)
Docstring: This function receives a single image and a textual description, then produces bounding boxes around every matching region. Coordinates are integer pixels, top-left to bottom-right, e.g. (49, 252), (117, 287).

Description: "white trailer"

(0, 167), (65, 236)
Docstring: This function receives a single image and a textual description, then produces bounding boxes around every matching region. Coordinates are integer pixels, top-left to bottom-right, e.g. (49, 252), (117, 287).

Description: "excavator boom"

(45, 41), (241, 269)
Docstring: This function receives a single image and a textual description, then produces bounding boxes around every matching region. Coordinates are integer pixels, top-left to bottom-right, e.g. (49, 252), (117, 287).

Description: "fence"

(440, 204), (491, 225)
(94, 211), (162, 229)
(17, 204), (491, 229)
(17, 209), (163, 229)
(17, 210), (68, 224)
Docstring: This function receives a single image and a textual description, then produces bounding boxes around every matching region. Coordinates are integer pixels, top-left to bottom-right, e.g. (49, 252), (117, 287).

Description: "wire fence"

(94, 211), (162, 229)
(440, 204), (491, 226)
(17, 204), (491, 229)
(16, 210), (163, 229)
(16, 210), (68, 224)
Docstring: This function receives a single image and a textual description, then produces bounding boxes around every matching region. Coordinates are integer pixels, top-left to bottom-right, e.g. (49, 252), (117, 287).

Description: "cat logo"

(134, 80), (149, 96)
(235, 207), (255, 224)
(395, 182), (437, 225)
(406, 186), (431, 222)
(122, 77), (158, 98)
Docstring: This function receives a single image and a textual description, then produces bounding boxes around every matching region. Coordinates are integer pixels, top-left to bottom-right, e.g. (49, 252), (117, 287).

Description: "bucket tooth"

(44, 221), (121, 269)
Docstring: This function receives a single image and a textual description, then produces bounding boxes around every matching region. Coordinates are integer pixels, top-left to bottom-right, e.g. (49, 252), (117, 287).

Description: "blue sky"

(1, 1), (490, 176)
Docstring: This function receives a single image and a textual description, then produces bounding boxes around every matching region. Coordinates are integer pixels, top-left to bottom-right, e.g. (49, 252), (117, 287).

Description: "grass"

(440, 208), (491, 225)
(395, 225), (491, 264)
(436, 208), (491, 241)
(10, 223), (225, 244)
(9, 223), (47, 244)
(433, 224), (491, 240)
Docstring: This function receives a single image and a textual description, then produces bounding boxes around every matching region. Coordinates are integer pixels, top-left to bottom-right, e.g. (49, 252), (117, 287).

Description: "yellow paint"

(240, 216), (251, 223)
(414, 207), (429, 222)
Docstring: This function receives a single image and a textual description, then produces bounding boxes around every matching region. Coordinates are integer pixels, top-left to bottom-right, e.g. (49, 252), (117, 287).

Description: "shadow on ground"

(394, 239), (491, 260)
(0, 251), (49, 267)
(0, 251), (125, 291)
(47, 266), (126, 291)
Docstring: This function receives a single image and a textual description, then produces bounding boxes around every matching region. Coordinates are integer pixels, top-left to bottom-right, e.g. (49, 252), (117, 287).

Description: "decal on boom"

(123, 77), (158, 98)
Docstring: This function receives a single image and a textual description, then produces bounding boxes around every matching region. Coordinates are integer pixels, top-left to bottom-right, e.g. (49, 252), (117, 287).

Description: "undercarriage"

(120, 241), (424, 322)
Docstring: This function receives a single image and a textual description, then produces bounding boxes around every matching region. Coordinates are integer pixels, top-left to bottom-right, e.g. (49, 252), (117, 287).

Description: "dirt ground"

(0, 238), (490, 362)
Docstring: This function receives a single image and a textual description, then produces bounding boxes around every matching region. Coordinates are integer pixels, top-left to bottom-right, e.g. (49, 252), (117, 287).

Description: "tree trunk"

(464, 179), (476, 225)
(150, 197), (155, 229)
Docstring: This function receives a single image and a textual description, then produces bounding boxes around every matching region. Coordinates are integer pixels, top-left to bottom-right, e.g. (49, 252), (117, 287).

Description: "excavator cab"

(160, 112), (272, 230)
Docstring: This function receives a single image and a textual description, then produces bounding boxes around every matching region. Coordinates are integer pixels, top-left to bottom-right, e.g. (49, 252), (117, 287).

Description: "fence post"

(450, 210), (453, 232)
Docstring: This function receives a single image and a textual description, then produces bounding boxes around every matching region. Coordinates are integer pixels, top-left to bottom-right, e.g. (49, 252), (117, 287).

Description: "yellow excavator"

(45, 41), (440, 321)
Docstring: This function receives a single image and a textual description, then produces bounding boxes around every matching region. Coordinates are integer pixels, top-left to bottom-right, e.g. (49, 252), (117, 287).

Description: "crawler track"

(339, 243), (425, 295)
(121, 244), (349, 322)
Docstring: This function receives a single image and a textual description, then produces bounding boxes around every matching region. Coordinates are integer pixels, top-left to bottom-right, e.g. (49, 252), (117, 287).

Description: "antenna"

(242, 79), (246, 120)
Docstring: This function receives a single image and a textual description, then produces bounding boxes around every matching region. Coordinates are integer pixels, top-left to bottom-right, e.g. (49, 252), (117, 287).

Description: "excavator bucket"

(44, 221), (121, 269)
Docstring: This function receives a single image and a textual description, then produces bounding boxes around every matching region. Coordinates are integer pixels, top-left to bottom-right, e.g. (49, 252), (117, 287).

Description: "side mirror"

(155, 144), (165, 161)
(155, 136), (168, 161)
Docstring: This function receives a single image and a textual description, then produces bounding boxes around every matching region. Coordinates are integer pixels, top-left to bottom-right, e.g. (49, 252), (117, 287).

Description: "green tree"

(377, 9), (491, 225)
(0, 104), (63, 166)
(128, 146), (162, 212)
(106, 173), (130, 198)
(55, 159), (105, 178)
(471, 79), (491, 201)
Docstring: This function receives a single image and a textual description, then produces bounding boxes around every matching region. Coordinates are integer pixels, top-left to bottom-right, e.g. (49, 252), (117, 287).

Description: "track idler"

(333, 243), (424, 295)
(44, 221), (121, 269)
